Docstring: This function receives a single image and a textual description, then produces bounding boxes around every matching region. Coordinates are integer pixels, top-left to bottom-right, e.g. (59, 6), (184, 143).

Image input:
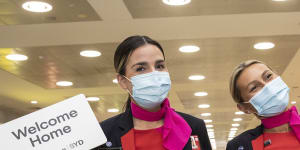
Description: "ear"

(237, 103), (251, 114)
(117, 74), (129, 90)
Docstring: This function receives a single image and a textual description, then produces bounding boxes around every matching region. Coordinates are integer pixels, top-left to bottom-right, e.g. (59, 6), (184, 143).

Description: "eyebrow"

(155, 59), (165, 64)
(246, 69), (269, 90)
(261, 70), (270, 79)
(131, 62), (147, 69)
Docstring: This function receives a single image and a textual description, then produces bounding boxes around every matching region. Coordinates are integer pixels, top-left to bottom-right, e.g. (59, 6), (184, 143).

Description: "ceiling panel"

(124, 0), (300, 18)
(0, 0), (101, 25)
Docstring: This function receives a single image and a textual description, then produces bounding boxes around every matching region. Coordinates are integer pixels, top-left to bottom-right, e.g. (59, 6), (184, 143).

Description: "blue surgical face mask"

(243, 77), (290, 117)
(124, 71), (171, 109)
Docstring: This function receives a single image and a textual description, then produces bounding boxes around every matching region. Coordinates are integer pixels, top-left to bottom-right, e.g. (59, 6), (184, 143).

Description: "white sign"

(0, 94), (107, 150)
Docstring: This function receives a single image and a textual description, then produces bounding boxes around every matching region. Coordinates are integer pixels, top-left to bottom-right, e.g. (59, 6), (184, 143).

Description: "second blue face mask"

(126, 71), (171, 109)
(246, 77), (290, 117)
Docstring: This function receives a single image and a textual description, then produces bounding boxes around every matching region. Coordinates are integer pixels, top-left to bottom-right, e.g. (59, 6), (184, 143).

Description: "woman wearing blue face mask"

(226, 60), (300, 150)
(93, 35), (212, 150)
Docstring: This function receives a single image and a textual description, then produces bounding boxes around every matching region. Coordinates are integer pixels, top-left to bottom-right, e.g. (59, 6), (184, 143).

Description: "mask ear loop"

(122, 75), (134, 97)
(240, 101), (259, 115)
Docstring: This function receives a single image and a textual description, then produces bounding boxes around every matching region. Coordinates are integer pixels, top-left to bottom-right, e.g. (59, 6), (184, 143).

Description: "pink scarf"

(261, 106), (300, 141)
(131, 98), (192, 150)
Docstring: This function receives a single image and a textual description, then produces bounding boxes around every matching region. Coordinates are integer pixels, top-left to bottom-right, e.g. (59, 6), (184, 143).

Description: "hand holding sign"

(0, 94), (107, 150)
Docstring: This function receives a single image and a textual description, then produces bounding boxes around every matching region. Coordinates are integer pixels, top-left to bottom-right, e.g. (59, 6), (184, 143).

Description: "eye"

(136, 66), (145, 72)
(266, 73), (273, 80)
(250, 86), (257, 93)
(156, 64), (165, 70)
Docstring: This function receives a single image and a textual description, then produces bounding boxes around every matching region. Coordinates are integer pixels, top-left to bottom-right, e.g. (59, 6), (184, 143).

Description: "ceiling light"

(56, 81), (73, 87)
(194, 92), (208, 97)
(235, 111), (245, 115)
(6, 54), (28, 61)
(232, 123), (240, 127)
(162, 0), (191, 6)
(230, 128), (238, 131)
(207, 129), (214, 132)
(86, 97), (100, 102)
(31, 100), (38, 104)
(107, 108), (119, 113)
(80, 50), (101, 57)
(229, 131), (237, 134)
(198, 104), (210, 108)
(22, 1), (53, 13)
(272, 0), (287, 1)
(254, 42), (275, 50)
(228, 134), (235, 138)
(201, 113), (211, 116)
(291, 101), (296, 104)
(113, 79), (118, 84)
(233, 118), (243, 122)
(179, 45), (200, 53)
(206, 124), (213, 128)
(204, 119), (213, 123)
(188, 75), (205, 81)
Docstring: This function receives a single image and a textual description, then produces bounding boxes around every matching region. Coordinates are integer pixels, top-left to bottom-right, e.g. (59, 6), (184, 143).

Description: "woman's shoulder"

(226, 125), (263, 149)
(176, 111), (205, 127)
(100, 112), (127, 130)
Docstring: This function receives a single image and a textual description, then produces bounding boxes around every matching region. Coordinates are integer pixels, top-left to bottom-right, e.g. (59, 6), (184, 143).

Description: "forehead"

(127, 44), (164, 64)
(237, 63), (270, 88)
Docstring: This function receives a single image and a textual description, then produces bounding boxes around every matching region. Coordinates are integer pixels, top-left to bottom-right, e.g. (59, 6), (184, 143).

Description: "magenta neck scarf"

(131, 98), (192, 150)
(261, 106), (300, 141)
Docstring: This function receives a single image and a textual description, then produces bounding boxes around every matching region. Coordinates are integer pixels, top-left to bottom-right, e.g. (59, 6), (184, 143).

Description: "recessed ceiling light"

(201, 113), (211, 116)
(204, 119), (213, 123)
(194, 92), (208, 97)
(107, 108), (119, 113)
(188, 75), (205, 80)
(31, 100), (38, 104)
(6, 54), (28, 61)
(80, 50), (101, 57)
(272, 0), (287, 1)
(235, 111), (245, 115)
(56, 81), (73, 87)
(254, 42), (275, 50)
(291, 101), (296, 104)
(230, 128), (238, 131)
(228, 135), (235, 138)
(86, 97), (100, 102)
(22, 1), (53, 13)
(207, 129), (214, 132)
(229, 131), (237, 134)
(232, 123), (240, 127)
(198, 104), (210, 108)
(162, 0), (191, 6)
(233, 118), (243, 122)
(206, 124), (213, 128)
(179, 45), (200, 53)
(113, 79), (118, 84)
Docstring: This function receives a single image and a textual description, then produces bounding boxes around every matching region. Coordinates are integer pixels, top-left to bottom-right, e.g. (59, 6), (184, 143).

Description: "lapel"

(250, 124), (264, 150)
(121, 129), (135, 150)
(251, 135), (264, 150)
(118, 108), (135, 150)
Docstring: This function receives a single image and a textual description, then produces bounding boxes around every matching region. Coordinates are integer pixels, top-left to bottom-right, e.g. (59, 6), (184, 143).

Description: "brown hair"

(114, 35), (165, 111)
(229, 60), (272, 103)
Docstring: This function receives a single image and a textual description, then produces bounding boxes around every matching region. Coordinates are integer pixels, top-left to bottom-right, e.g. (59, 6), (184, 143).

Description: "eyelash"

(156, 64), (165, 69)
(136, 66), (145, 72)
